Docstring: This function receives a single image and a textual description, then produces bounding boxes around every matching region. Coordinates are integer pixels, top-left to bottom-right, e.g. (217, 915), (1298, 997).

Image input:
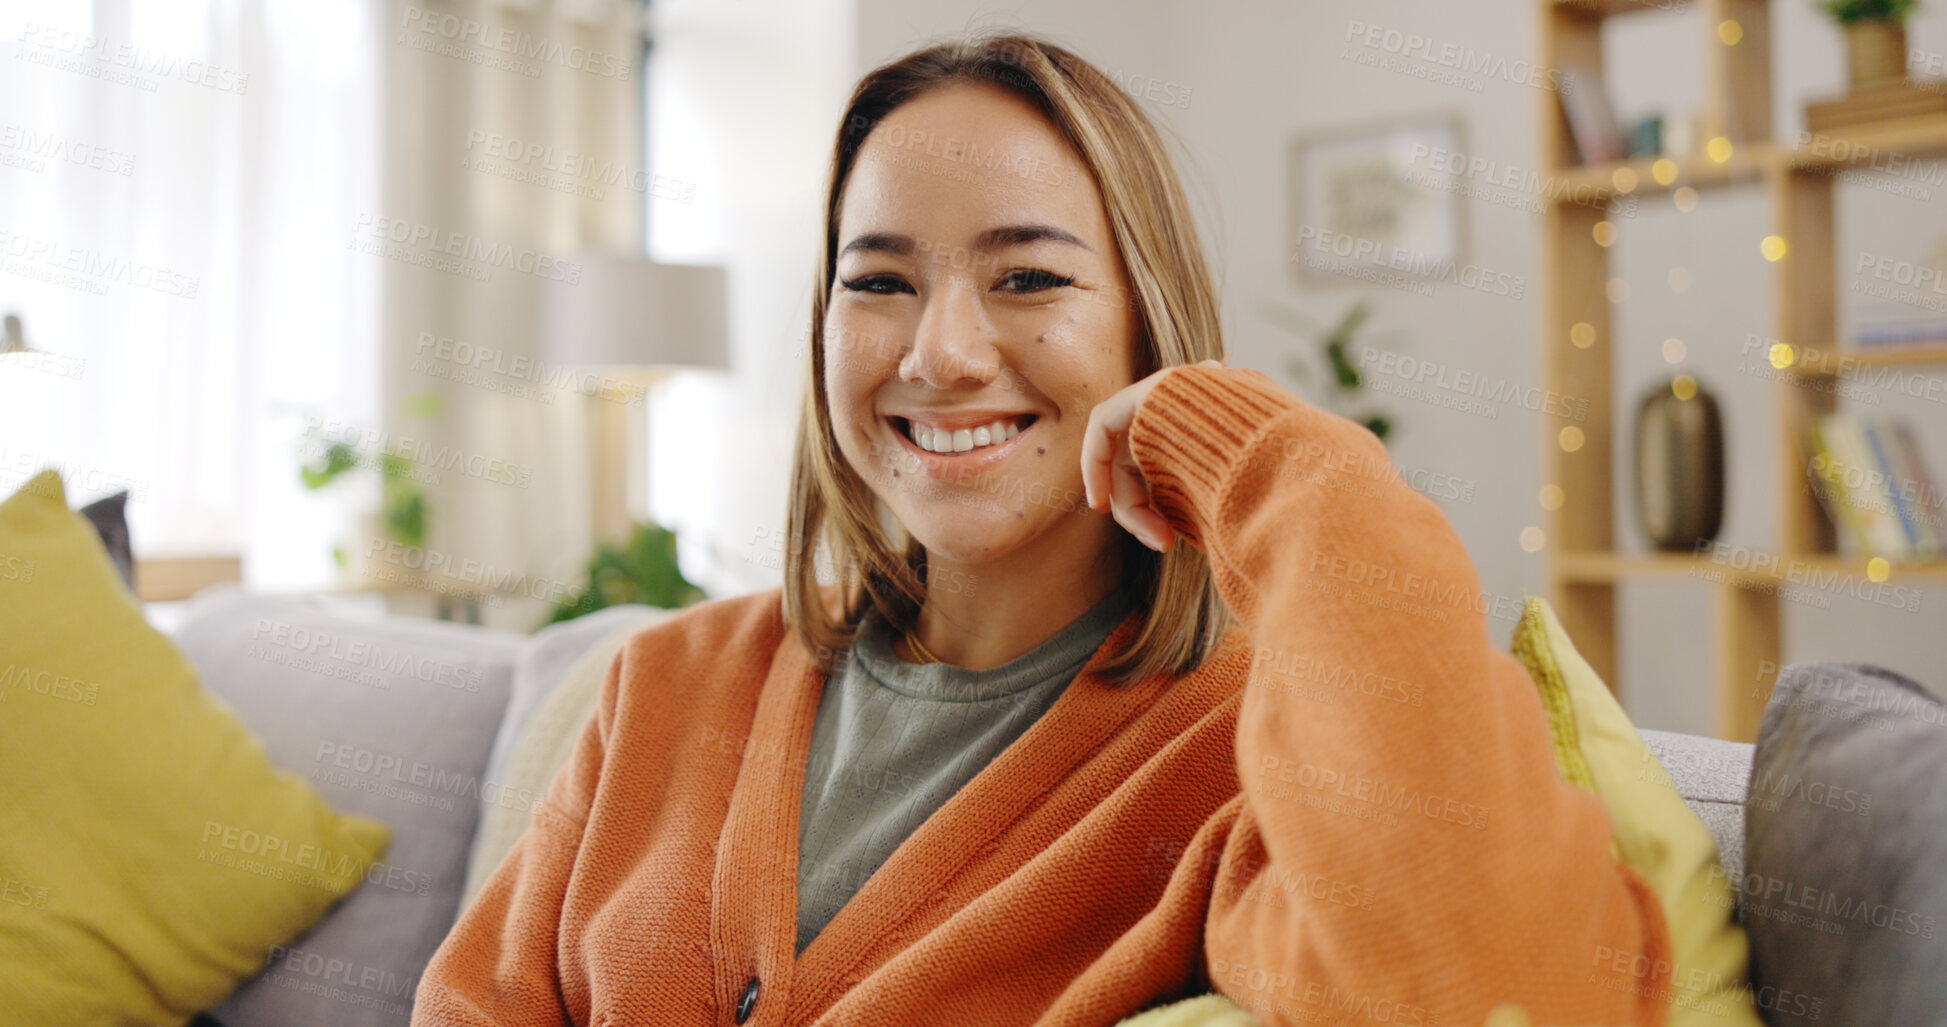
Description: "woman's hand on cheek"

(1081, 358), (1223, 553)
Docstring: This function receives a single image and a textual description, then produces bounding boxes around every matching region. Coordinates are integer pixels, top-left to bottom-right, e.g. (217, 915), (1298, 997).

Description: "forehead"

(838, 82), (1101, 244)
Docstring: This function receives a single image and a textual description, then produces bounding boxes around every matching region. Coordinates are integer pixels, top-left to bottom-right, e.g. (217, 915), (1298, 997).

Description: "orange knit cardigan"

(412, 366), (1671, 1027)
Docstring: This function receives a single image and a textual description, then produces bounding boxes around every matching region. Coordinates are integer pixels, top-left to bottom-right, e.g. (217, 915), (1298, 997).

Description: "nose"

(899, 268), (1001, 389)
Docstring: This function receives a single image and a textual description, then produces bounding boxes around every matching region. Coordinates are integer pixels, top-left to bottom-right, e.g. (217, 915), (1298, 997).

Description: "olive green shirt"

(794, 589), (1132, 955)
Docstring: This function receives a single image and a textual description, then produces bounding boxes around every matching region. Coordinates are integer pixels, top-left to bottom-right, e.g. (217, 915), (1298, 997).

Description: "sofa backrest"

(1640, 727), (1753, 884)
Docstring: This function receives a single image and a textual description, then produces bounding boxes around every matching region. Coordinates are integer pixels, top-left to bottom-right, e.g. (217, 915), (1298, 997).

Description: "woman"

(415, 34), (1671, 1027)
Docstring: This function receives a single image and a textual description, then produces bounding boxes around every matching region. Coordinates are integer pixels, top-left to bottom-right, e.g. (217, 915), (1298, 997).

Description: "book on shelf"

(1891, 420), (1947, 551)
(1805, 411), (1946, 563)
(1805, 79), (1947, 133)
(1805, 416), (1863, 552)
(1849, 305), (1947, 349)
(1558, 62), (1626, 165)
(1863, 418), (1937, 557)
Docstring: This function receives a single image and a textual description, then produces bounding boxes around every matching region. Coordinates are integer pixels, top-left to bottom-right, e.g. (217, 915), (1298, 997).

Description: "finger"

(1080, 398), (1125, 512)
(1110, 459), (1173, 552)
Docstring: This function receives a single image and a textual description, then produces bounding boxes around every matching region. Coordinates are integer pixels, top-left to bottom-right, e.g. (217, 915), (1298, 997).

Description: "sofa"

(165, 587), (675, 1027)
(155, 584), (1772, 1027)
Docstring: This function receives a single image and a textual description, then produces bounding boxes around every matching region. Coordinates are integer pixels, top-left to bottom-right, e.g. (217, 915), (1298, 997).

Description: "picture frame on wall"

(1287, 112), (1466, 287)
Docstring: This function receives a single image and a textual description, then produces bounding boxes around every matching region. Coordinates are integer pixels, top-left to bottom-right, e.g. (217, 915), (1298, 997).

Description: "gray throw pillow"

(77, 490), (133, 591)
(170, 586), (521, 1027)
(1743, 661), (1947, 1025)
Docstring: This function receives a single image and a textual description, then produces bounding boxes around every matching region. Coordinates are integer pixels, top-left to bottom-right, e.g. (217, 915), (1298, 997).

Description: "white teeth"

(904, 417), (1030, 453)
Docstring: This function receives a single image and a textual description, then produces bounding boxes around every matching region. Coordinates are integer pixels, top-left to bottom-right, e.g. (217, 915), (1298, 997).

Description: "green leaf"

(541, 520), (707, 629)
(1322, 301), (1371, 350)
(1821, 0), (1917, 23)
(1326, 341), (1363, 391)
(402, 393), (445, 419)
(382, 489), (426, 549)
(300, 441), (360, 490)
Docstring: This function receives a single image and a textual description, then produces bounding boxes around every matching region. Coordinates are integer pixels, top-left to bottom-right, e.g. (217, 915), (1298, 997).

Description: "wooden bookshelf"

(1552, 0), (1700, 22)
(1536, 0), (1947, 740)
(1550, 146), (1773, 200)
(134, 556), (242, 603)
(1558, 551), (1947, 585)
(1787, 342), (1947, 377)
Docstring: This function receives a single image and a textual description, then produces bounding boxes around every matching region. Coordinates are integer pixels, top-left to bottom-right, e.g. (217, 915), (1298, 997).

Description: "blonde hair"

(784, 32), (1230, 686)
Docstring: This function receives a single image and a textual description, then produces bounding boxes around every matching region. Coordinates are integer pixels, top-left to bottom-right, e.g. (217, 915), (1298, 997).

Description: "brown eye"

(997, 269), (1074, 293)
(839, 274), (913, 295)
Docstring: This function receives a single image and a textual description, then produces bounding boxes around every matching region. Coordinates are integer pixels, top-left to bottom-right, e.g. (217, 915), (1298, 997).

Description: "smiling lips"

(900, 414), (1036, 454)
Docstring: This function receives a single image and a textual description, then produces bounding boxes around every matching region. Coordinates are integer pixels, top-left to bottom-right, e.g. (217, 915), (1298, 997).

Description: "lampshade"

(542, 256), (729, 371)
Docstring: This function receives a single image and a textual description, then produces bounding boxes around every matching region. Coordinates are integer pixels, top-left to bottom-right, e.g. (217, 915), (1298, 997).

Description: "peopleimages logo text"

(347, 214), (582, 285)
(398, 6), (631, 80)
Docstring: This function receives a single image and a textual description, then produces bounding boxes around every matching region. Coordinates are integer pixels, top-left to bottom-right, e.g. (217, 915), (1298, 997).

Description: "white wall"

(771, 0), (1947, 734)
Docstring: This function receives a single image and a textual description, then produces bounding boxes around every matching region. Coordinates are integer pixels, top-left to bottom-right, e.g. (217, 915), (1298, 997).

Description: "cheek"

(825, 377), (876, 471)
(820, 329), (899, 469)
(1035, 311), (1138, 416)
(822, 318), (880, 412)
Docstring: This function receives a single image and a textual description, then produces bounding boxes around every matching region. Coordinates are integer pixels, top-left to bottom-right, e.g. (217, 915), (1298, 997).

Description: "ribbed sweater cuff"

(1127, 364), (1298, 551)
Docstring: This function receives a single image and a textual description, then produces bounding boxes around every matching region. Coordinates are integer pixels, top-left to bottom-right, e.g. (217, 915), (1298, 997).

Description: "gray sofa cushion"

(171, 586), (521, 1027)
(477, 603), (668, 796)
(1744, 662), (1947, 1026)
(462, 604), (672, 907)
(1640, 728), (1753, 884)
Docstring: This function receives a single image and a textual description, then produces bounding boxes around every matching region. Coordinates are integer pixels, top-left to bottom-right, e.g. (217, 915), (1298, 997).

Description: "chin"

(897, 505), (1035, 567)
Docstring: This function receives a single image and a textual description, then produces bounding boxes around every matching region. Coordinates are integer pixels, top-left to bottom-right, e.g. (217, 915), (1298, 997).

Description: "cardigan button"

(735, 976), (760, 1024)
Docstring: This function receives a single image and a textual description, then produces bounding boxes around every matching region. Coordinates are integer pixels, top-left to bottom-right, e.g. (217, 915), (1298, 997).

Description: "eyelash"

(838, 269), (1076, 295)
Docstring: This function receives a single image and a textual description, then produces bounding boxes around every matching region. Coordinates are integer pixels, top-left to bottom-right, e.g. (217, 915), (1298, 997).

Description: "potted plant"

(543, 520), (706, 626)
(295, 396), (437, 583)
(1259, 299), (1394, 443)
(1820, 0), (1920, 86)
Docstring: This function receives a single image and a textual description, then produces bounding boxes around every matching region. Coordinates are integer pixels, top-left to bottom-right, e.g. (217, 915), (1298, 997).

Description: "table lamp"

(543, 256), (729, 546)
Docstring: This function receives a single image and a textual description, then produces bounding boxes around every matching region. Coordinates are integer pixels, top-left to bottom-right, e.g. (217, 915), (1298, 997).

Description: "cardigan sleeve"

(1125, 364), (1673, 1027)
(409, 650), (622, 1027)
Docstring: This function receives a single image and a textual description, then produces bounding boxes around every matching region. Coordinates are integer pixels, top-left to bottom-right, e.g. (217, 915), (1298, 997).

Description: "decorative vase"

(1634, 377), (1725, 551)
(1844, 18), (1908, 86)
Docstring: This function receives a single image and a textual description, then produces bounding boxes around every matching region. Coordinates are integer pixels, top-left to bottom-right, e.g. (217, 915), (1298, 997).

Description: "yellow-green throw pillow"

(1509, 597), (1762, 1027)
(0, 469), (390, 1026)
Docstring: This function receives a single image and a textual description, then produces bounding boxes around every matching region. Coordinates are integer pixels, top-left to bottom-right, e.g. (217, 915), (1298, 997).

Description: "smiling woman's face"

(825, 81), (1142, 569)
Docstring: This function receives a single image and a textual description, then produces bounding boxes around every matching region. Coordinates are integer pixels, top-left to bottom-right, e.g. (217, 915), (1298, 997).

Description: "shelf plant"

(1819, 0), (1922, 85)
(1259, 299), (1394, 444)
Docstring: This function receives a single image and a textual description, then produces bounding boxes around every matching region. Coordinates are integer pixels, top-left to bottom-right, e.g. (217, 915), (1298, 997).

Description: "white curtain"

(1, 0), (645, 627)
(376, 0), (644, 630)
(0, 0), (383, 591)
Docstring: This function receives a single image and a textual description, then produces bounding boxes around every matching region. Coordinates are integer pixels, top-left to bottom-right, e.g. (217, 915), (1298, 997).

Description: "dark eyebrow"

(838, 232), (912, 258)
(974, 223), (1091, 252)
(836, 223), (1091, 259)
